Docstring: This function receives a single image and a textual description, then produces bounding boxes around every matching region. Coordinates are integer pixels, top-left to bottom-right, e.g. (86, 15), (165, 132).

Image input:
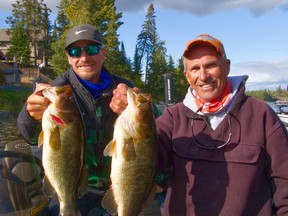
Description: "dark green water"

(0, 112), (21, 149)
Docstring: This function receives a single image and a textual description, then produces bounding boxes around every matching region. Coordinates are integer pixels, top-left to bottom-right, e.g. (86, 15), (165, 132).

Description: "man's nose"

(199, 67), (209, 80)
(79, 49), (90, 59)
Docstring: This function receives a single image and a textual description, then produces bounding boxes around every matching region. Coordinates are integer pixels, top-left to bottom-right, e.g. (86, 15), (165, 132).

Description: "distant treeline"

(246, 86), (288, 102)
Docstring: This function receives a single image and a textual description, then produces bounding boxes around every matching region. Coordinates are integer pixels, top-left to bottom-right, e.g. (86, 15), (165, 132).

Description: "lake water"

(0, 112), (21, 149)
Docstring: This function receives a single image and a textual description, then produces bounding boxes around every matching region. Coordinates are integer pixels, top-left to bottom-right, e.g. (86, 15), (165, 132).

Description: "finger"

(110, 95), (127, 115)
(117, 83), (128, 91)
(27, 100), (49, 110)
(27, 93), (50, 107)
(132, 87), (141, 94)
(27, 97), (49, 113)
(26, 105), (47, 121)
(112, 84), (128, 104)
(26, 85), (51, 120)
(30, 110), (46, 121)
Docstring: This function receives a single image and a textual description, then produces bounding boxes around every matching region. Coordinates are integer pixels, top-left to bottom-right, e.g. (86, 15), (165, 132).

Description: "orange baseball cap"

(183, 34), (226, 59)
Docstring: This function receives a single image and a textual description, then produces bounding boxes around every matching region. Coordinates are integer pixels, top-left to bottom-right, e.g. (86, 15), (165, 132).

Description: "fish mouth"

(126, 88), (152, 118)
(127, 88), (151, 105)
(42, 86), (72, 103)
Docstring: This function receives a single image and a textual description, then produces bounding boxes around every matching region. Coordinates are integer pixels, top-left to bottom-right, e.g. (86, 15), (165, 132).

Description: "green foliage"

(146, 44), (168, 102)
(274, 85), (288, 98)
(135, 4), (158, 85)
(246, 90), (277, 101)
(49, 2), (70, 75)
(7, 21), (31, 65)
(6, 0), (52, 65)
(172, 57), (188, 102)
(54, 10), (69, 39)
(0, 90), (31, 112)
(40, 4), (53, 65)
(111, 41), (134, 81)
(103, 3), (124, 75)
(246, 88), (288, 102)
(4, 1), (288, 105)
(50, 35), (70, 75)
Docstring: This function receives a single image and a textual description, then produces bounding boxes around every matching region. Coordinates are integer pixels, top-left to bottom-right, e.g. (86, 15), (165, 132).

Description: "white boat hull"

(278, 114), (288, 125)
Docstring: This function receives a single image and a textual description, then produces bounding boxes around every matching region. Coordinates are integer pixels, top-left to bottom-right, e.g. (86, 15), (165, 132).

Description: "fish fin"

(49, 127), (61, 150)
(42, 175), (55, 197)
(101, 188), (118, 216)
(38, 130), (44, 147)
(122, 138), (136, 161)
(77, 166), (88, 198)
(103, 139), (116, 157)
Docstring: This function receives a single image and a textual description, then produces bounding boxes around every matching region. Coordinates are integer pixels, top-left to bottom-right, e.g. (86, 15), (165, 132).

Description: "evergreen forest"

(3, 0), (288, 104)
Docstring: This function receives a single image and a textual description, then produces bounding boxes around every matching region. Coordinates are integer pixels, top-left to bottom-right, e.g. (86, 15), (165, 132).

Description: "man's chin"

(198, 92), (218, 102)
(77, 72), (93, 79)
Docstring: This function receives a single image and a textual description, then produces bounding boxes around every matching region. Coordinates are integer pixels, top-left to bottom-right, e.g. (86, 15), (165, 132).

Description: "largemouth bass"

(38, 85), (88, 216)
(101, 88), (157, 216)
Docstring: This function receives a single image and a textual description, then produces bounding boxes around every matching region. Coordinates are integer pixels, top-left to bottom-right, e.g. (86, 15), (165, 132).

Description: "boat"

(267, 102), (288, 128)
(278, 114), (288, 126)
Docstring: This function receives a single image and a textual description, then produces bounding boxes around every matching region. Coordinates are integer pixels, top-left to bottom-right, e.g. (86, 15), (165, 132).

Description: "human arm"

(155, 108), (175, 190)
(267, 122), (288, 214)
(17, 83), (50, 144)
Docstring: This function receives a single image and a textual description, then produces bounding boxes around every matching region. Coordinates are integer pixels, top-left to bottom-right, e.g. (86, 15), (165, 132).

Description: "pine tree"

(173, 57), (189, 102)
(49, 0), (70, 74)
(132, 45), (143, 83)
(6, 0), (52, 65)
(118, 41), (133, 80)
(50, 0), (124, 76)
(7, 21), (31, 65)
(147, 42), (167, 102)
(135, 4), (157, 85)
(53, 0), (70, 41)
(103, 2), (124, 75)
(39, 3), (52, 65)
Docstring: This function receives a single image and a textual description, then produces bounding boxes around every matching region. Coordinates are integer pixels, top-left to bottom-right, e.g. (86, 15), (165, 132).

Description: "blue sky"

(1, 0), (288, 91)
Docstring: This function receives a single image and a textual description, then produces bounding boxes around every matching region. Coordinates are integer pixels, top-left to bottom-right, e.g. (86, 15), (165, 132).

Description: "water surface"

(0, 112), (21, 149)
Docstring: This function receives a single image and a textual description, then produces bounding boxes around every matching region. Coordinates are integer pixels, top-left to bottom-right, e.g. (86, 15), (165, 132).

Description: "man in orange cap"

(110, 33), (288, 215)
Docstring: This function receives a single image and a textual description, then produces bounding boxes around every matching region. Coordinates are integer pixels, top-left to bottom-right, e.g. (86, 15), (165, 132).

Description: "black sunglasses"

(67, 44), (103, 58)
(191, 106), (232, 150)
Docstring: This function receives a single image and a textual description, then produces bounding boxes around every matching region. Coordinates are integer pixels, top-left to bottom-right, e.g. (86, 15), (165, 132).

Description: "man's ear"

(225, 59), (231, 75)
(102, 47), (107, 60)
(183, 71), (191, 86)
(183, 71), (187, 78)
(67, 55), (72, 65)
